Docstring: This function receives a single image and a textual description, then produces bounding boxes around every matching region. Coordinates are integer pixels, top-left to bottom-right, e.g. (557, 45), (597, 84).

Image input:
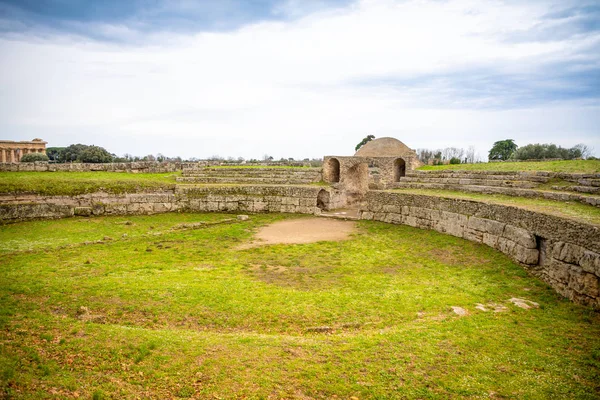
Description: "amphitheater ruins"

(0, 137), (599, 308)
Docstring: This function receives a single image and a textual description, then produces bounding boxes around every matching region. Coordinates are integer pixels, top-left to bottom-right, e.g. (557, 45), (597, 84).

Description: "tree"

(61, 144), (89, 163)
(78, 146), (114, 163)
(488, 139), (517, 161)
(21, 153), (49, 162)
(46, 147), (65, 162)
(355, 135), (375, 151)
(573, 144), (593, 159)
(511, 143), (587, 160)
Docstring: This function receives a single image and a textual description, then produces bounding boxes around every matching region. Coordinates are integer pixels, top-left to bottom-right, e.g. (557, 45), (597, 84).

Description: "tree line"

(488, 140), (594, 161)
(21, 143), (322, 165)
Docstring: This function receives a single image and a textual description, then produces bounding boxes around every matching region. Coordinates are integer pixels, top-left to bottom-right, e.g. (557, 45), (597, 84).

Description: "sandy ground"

(241, 217), (357, 248)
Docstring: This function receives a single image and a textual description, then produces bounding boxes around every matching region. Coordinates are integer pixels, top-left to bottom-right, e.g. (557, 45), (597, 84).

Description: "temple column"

(10, 149), (16, 163)
(0, 149), (5, 163)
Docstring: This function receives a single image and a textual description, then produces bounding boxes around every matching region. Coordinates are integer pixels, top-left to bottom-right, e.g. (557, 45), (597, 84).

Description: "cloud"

(0, 0), (598, 158)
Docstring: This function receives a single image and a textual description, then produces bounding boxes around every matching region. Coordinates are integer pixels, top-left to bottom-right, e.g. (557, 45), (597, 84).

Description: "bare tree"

(574, 143), (594, 159)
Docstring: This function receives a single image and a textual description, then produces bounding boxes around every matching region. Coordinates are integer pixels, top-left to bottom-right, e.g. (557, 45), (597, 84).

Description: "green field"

(1, 213), (599, 399)
(0, 172), (179, 196)
(418, 159), (600, 173)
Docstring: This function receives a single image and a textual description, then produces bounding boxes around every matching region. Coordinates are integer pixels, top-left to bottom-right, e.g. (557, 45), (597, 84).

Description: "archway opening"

(393, 158), (406, 182)
(324, 158), (340, 183)
(317, 189), (330, 211)
(344, 162), (369, 204)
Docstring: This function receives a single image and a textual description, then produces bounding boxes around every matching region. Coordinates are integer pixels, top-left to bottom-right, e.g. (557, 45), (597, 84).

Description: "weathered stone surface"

(580, 251), (600, 275)
(74, 207), (92, 216)
(503, 225), (537, 249)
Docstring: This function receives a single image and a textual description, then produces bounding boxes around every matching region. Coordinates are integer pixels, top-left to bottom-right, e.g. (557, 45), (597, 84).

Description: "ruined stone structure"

(0, 135), (598, 307)
(323, 137), (421, 203)
(0, 138), (47, 163)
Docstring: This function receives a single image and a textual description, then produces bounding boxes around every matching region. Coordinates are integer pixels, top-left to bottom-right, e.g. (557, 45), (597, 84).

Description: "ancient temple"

(0, 138), (47, 163)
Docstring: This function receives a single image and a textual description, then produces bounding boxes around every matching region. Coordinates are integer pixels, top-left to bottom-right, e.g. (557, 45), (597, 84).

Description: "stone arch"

(393, 158), (406, 181)
(316, 189), (330, 211)
(324, 158), (340, 183)
(343, 162), (369, 204)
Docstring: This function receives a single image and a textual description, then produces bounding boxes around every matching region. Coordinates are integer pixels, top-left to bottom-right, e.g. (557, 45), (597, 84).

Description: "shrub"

(20, 153), (49, 162)
(449, 157), (461, 164)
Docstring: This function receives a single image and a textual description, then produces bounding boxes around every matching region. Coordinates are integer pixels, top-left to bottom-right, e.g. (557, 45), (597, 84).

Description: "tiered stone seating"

(177, 167), (322, 185)
(395, 171), (550, 189)
(392, 170), (600, 207)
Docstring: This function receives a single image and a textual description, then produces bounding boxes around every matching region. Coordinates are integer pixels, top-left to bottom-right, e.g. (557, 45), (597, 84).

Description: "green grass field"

(418, 159), (600, 173)
(0, 172), (179, 196)
(1, 213), (599, 399)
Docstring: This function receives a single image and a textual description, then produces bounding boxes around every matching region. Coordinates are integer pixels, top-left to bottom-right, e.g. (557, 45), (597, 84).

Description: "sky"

(0, 0), (598, 160)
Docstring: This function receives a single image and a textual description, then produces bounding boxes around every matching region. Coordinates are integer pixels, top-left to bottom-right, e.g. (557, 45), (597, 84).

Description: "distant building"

(0, 138), (47, 163)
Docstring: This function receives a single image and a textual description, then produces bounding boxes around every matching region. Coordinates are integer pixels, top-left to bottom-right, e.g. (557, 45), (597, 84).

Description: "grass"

(1, 213), (599, 399)
(417, 159), (600, 173)
(392, 188), (600, 225)
(0, 172), (179, 196)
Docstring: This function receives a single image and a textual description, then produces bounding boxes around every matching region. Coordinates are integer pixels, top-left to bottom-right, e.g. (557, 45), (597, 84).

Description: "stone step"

(399, 176), (540, 188)
(318, 208), (361, 220)
(568, 186), (600, 194)
(575, 179), (600, 187)
(183, 167), (320, 173)
(406, 172), (550, 182)
(176, 177), (318, 184)
(391, 182), (600, 207)
(182, 171), (321, 178)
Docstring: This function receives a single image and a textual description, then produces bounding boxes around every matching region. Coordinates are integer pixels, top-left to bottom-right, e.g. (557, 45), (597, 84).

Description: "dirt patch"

(247, 264), (339, 289)
(240, 218), (357, 248)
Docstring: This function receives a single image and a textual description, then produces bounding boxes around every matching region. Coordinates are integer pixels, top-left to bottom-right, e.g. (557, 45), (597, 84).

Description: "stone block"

(497, 237), (516, 255)
(464, 228), (484, 243)
(387, 213), (403, 224)
(482, 233), (499, 248)
(441, 211), (467, 226)
(152, 203), (171, 213)
(503, 225), (536, 249)
(579, 250), (600, 275)
(512, 244), (539, 265)
(558, 243), (584, 265)
(299, 198), (315, 207)
(546, 259), (571, 283)
(443, 221), (464, 238)
(404, 215), (418, 227)
(382, 204), (400, 213)
(74, 207), (92, 216)
(105, 204), (128, 215)
(569, 267), (600, 297)
(282, 197), (299, 206)
(253, 201), (268, 212)
(92, 204), (105, 215)
(361, 211), (374, 220)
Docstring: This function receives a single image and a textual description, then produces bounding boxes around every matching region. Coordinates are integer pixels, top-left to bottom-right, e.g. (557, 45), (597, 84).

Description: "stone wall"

(360, 191), (600, 307)
(0, 161), (199, 173)
(0, 186), (346, 223)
